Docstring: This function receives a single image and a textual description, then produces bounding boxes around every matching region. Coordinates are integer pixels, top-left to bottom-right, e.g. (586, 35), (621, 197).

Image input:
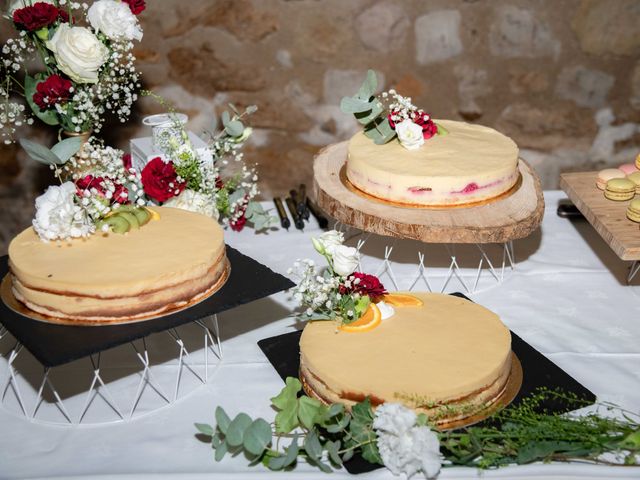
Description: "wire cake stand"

(313, 141), (545, 293)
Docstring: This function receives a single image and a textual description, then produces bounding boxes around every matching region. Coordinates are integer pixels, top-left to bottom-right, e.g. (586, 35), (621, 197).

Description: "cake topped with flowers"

(340, 71), (520, 207)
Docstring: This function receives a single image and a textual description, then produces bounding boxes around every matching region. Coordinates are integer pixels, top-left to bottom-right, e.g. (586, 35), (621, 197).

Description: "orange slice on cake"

(382, 293), (423, 307)
(339, 304), (381, 333)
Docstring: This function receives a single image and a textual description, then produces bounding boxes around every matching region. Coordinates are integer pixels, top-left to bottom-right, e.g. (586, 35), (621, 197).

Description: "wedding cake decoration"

(340, 70), (520, 206)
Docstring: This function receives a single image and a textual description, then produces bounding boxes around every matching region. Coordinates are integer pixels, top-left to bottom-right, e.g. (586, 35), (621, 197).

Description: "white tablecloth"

(2, 190), (639, 480)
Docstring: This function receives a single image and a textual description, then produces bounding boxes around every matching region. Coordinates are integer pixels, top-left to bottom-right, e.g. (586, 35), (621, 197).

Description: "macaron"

(618, 163), (639, 175)
(604, 178), (636, 201)
(627, 171), (640, 194)
(596, 168), (625, 190)
(626, 198), (640, 223)
(636, 153), (640, 170)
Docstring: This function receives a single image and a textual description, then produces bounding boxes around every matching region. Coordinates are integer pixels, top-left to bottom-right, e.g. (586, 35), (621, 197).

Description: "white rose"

(396, 119), (425, 151)
(331, 244), (359, 277)
(87, 0), (143, 41)
(312, 230), (344, 255)
(8, 0), (56, 14)
(33, 182), (93, 241)
(163, 189), (219, 220)
(46, 24), (109, 84)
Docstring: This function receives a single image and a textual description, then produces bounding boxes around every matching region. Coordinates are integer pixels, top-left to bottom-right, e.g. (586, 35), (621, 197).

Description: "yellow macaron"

(627, 198), (640, 223)
(628, 171), (640, 194)
(604, 178), (636, 201)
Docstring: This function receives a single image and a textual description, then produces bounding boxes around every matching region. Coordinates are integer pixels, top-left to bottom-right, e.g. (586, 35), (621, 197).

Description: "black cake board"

(257, 292), (597, 475)
(0, 246), (294, 367)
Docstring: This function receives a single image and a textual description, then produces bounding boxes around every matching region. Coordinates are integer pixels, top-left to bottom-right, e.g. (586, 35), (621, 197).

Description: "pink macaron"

(618, 163), (639, 175)
(597, 168), (626, 190)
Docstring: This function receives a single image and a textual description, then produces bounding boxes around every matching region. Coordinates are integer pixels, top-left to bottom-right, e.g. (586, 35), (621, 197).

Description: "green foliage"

(19, 136), (83, 165)
(24, 74), (60, 126)
(340, 69), (396, 145)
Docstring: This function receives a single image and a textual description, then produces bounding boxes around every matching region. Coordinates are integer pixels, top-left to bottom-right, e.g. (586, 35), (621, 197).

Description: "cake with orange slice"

(7, 207), (229, 323)
(299, 292), (513, 426)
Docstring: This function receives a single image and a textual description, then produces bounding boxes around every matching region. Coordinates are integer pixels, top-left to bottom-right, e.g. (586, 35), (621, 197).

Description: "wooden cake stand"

(560, 171), (640, 283)
(313, 142), (544, 244)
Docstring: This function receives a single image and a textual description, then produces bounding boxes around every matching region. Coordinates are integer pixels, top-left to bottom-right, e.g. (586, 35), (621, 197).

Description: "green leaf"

(24, 74), (59, 126)
(271, 377), (301, 410)
(274, 405), (298, 434)
(339, 96), (373, 114)
(282, 435), (299, 468)
(342, 449), (354, 462)
(215, 406), (231, 434)
(225, 413), (252, 448)
(356, 69), (378, 100)
(436, 122), (449, 136)
(351, 398), (374, 425)
(221, 110), (230, 126)
(19, 138), (65, 165)
(354, 102), (384, 125)
(361, 441), (383, 465)
(51, 136), (83, 162)
(416, 413), (429, 426)
(298, 396), (324, 430)
(267, 454), (287, 471)
(194, 423), (214, 436)
(245, 105), (258, 115)
(327, 403), (344, 418)
(325, 413), (350, 433)
(303, 430), (323, 461)
(214, 441), (228, 462)
(326, 440), (342, 466)
(225, 119), (244, 137)
(211, 431), (222, 448)
(242, 418), (272, 456)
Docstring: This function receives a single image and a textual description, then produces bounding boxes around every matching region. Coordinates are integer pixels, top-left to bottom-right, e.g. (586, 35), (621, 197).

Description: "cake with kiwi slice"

(7, 207), (229, 323)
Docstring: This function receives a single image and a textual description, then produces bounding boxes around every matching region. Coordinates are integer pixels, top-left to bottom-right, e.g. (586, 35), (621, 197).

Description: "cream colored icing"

(8, 207), (226, 319)
(300, 292), (512, 403)
(346, 119), (519, 206)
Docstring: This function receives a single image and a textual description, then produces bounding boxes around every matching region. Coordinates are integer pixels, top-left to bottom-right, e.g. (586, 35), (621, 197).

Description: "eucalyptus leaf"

(19, 138), (65, 165)
(282, 435), (299, 468)
(195, 423), (214, 436)
(325, 440), (342, 466)
(339, 96), (372, 114)
(354, 102), (384, 125)
(307, 456), (332, 473)
(51, 136), (84, 162)
(214, 441), (228, 462)
(225, 120), (244, 137)
(325, 413), (350, 433)
(225, 413), (252, 448)
(243, 418), (272, 456)
(24, 74), (60, 126)
(245, 105), (258, 115)
(356, 69), (378, 100)
(342, 449), (355, 462)
(215, 406), (231, 434)
(327, 403), (344, 418)
(303, 430), (323, 461)
(211, 431), (222, 448)
(267, 454), (288, 471)
(221, 110), (231, 126)
(228, 187), (246, 206)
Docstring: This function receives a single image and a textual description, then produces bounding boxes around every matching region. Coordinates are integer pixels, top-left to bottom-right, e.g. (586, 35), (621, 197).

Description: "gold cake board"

(301, 352), (523, 432)
(313, 141), (544, 244)
(0, 259), (230, 326)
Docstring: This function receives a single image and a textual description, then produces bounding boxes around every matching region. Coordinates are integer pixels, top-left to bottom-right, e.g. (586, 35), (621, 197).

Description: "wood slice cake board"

(313, 141), (544, 244)
(560, 171), (640, 261)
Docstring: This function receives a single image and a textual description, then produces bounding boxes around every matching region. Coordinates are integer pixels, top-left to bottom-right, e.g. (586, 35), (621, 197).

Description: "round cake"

(7, 207), (228, 322)
(299, 293), (513, 426)
(346, 119), (519, 206)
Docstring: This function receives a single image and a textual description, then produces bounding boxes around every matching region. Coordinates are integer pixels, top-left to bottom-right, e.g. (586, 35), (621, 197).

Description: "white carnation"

(331, 244), (359, 277)
(163, 189), (219, 220)
(396, 119), (424, 151)
(33, 182), (93, 241)
(87, 0), (143, 41)
(374, 403), (417, 436)
(46, 24), (109, 84)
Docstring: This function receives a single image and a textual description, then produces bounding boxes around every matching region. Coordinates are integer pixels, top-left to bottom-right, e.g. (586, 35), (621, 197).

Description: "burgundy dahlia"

(32, 75), (73, 110)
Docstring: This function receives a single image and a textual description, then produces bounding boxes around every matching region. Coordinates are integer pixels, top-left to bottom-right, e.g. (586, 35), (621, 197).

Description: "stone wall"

(1, 0), (639, 250)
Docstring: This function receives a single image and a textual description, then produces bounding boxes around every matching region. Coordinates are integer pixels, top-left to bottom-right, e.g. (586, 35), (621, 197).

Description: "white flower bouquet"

(1, 0), (145, 143)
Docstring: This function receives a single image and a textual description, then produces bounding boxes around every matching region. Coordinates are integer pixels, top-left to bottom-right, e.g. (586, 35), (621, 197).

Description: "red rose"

(141, 157), (185, 203)
(342, 273), (387, 301)
(13, 3), (64, 31)
(32, 74), (73, 110)
(122, 153), (132, 171)
(122, 0), (146, 15)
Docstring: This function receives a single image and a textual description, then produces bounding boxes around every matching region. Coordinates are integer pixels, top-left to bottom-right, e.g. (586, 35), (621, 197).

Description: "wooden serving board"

(560, 171), (640, 261)
(313, 141), (544, 244)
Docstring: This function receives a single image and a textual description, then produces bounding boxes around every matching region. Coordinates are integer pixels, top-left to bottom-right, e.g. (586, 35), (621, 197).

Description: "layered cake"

(8, 207), (228, 322)
(299, 293), (513, 426)
(346, 119), (520, 206)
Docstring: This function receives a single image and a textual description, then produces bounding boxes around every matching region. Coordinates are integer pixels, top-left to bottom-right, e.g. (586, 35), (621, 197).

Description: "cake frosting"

(346, 119), (519, 206)
(8, 207), (228, 322)
(299, 292), (512, 425)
